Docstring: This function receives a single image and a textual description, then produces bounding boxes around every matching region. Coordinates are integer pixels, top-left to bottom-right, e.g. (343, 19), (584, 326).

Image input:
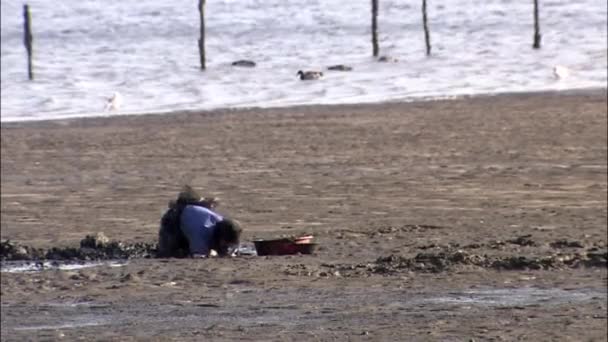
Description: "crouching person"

(180, 205), (242, 257)
(158, 188), (241, 258)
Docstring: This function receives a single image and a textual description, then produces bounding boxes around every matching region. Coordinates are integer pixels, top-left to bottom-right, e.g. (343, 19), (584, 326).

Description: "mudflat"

(1, 90), (607, 341)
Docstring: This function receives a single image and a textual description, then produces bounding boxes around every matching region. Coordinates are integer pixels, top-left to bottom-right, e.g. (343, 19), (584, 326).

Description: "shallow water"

(1, 0), (606, 122)
(0, 260), (128, 273)
(12, 318), (108, 331)
(416, 287), (599, 307)
(3, 287), (604, 331)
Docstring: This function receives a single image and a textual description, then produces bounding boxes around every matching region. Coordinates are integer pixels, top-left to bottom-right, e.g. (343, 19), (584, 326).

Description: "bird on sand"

(104, 92), (122, 111)
(552, 65), (571, 80)
(297, 70), (323, 80)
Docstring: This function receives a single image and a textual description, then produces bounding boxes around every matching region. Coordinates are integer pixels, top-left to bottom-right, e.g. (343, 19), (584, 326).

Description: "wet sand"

(1, 90), (607, 341)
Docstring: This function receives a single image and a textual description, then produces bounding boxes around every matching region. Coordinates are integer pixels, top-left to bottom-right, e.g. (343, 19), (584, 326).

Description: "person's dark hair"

(212, 219), (242, 256)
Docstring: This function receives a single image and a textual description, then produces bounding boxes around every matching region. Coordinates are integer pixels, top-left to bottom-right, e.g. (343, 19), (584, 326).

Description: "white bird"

(104, 92), (122, 111)
(553, 65), (570, 80)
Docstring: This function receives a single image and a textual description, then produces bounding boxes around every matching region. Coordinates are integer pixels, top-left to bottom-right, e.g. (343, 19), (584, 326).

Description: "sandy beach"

(1, 90), (607, 341)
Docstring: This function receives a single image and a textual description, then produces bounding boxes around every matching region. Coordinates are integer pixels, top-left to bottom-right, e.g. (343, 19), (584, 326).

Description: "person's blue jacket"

(180, 205), (224, 256)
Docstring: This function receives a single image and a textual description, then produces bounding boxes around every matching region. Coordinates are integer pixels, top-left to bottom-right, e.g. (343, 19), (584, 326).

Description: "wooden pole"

(371, 0), (379, 57)
(422, 0), (431, 56)
(198, 0), (206, 70)
(533, 0), (541, 49)
(23, 4), (33, 80)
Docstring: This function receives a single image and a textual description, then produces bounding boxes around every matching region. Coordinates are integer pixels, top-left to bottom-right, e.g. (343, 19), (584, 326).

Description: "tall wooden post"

(198, 0), (206, 69)
(422, 0), (431, 56)
(371, 0), (379, 57)
(23, 4), (33, 80)
(533, 0), (541, 49)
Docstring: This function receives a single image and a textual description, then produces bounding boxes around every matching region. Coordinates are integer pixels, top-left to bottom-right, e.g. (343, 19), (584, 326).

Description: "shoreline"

(2, 86), (606, 128)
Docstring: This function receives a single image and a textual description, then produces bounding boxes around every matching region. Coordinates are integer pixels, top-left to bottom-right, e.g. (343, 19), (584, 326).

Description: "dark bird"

(232, 60), (256, 67)
(327, 65), (353, 71)
(378, 56), (399, 63)
(297, 70), (323, 80)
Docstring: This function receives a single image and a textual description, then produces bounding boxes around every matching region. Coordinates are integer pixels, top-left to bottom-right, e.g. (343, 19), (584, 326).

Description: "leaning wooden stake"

(422, 0), (431, 56)
(23, 4), (33, 80)
(371, 0), (379, 57)
(533, 0), (541, 49)
(198, 0), (206, 69)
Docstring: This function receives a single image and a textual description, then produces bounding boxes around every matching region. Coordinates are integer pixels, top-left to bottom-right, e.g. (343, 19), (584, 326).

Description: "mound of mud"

(324, 246), (608, 276)
(1, 233), (157, 261)
(0, 240), (46, 261)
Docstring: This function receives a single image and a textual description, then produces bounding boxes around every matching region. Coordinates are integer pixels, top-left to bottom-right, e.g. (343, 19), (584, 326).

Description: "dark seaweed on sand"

(1, 234), (157, 261)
